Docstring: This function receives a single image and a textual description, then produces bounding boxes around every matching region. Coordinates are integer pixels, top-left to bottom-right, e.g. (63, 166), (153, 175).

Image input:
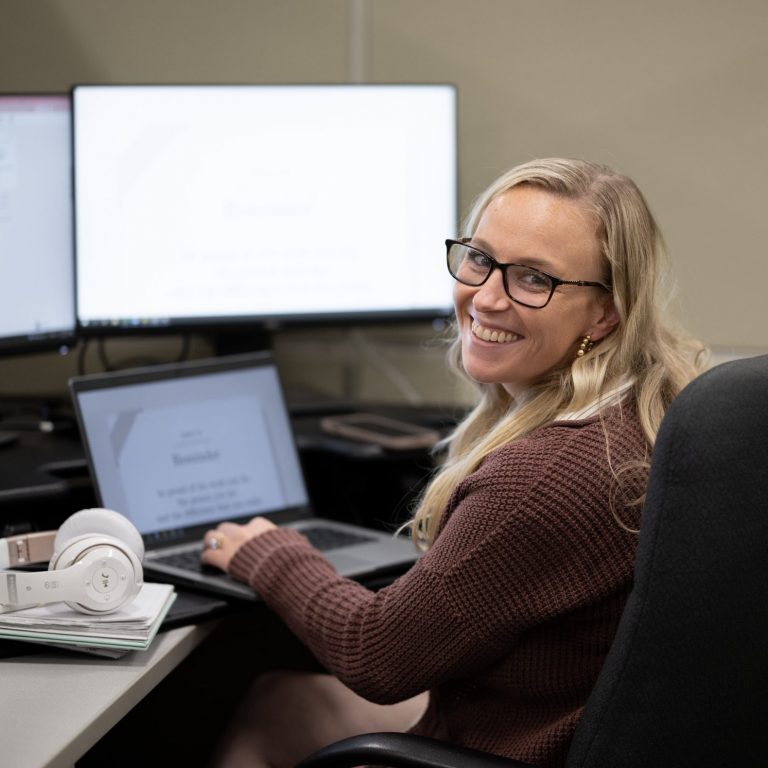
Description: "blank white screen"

(0, 95), (75, 349)
(73, 85), (457, 328)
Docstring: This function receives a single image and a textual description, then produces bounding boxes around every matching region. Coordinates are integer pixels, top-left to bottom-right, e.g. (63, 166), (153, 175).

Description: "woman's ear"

(588, 297), (620, 342)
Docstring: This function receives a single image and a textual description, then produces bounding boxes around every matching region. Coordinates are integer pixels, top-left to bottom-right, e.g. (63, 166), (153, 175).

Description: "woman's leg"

(210, 670), (429, 768)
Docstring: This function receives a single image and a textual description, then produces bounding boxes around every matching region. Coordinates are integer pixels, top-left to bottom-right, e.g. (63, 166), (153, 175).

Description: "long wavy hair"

(407, 158), (708, 547)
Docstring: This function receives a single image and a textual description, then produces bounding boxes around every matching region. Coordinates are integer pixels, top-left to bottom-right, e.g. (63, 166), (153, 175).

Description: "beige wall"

(1, 0), (766, 404)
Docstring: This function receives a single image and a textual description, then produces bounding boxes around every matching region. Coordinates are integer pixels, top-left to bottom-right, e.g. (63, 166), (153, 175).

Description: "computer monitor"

(0, 94), (76, 355)
(72, 84), (457, 336)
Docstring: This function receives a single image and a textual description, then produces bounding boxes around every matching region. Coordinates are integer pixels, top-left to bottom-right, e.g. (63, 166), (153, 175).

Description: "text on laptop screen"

(73, 84), (457, 331)
(74, 362), (309, 537)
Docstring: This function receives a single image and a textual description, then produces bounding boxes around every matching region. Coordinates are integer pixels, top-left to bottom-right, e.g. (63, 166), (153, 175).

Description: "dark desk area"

(0, 425), (88, 522)
(0, 399), (453, 766)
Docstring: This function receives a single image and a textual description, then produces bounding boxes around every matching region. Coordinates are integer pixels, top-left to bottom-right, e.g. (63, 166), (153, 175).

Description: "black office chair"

(296, 354), (768, 768)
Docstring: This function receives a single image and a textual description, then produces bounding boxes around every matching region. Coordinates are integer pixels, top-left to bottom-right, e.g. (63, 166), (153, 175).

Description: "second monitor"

(0, 93), (75, 356)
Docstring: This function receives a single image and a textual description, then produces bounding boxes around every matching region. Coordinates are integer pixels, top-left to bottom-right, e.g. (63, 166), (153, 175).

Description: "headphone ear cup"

(52, 533), (144, 614)
(53, 508), (144, 565)
(49, 509), (144, 614)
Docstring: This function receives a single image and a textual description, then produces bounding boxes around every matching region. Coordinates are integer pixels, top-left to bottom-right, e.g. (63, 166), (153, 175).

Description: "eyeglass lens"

(447, 242), (553, 308)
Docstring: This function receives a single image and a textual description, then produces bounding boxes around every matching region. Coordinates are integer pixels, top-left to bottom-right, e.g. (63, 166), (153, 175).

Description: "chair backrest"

(567, 354), (768, 767)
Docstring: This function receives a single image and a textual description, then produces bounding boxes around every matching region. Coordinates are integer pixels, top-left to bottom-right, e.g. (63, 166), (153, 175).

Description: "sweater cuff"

(228, 527), (336, 595)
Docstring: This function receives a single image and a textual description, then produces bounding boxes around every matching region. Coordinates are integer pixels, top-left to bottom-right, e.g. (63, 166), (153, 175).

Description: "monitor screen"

(73, 84), (457, 333)
(0, 94), (76, 354)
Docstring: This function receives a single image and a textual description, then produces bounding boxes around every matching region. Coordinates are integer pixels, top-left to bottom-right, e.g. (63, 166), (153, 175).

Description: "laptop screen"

(70, 354), (310, 541)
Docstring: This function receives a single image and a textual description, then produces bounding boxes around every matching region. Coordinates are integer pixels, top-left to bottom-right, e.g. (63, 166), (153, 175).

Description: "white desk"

(0, 622), (218, 768)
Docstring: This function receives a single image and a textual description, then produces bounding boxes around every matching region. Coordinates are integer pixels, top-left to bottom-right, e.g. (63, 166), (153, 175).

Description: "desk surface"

(0, 622), (217, 768)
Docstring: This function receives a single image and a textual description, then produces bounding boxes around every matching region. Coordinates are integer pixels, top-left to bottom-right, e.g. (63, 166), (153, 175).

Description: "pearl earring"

(576, 334), (593, 358)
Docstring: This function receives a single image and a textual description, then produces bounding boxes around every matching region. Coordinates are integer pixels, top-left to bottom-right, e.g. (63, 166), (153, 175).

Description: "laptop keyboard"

(301, 525), (374, 550)
(155, 548), (221, 574)
(153, 526), (375, 574)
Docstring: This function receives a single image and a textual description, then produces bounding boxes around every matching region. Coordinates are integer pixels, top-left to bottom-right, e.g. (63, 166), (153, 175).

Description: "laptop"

(68, 351), (421, 601)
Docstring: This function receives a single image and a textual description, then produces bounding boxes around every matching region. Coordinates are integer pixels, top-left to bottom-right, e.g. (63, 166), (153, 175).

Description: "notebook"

(68, 352), (420, 601)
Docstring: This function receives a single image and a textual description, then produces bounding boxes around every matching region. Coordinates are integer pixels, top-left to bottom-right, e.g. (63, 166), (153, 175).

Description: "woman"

(202, 158), (707, 767)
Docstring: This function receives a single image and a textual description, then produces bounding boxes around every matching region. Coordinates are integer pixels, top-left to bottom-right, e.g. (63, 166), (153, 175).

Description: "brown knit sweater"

(229, 402), (647, 767)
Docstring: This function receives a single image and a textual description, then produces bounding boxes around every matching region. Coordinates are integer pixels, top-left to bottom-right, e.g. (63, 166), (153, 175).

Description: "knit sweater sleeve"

(228, 408), (645, 705)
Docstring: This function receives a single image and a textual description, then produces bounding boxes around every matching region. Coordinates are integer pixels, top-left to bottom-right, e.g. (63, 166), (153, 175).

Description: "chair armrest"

(294, 732), (536, 768)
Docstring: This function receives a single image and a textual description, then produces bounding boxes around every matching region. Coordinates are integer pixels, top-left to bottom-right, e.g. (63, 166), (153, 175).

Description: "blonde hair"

(407, 158), (708, 547)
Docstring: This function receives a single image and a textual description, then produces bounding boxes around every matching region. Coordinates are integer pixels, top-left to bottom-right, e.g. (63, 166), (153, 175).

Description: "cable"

(76, 335), (192, 376)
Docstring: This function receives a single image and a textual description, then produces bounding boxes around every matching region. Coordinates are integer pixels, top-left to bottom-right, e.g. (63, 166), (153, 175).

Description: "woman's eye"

(516, 269), (551, 292)
(467, 250), (492, 269)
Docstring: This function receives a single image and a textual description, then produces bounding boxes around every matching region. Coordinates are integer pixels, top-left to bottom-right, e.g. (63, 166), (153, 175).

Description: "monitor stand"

(209, 328), (274, 357)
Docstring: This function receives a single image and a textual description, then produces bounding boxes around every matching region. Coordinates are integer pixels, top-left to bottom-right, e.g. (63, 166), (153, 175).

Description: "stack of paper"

(0, 582), (176, 654)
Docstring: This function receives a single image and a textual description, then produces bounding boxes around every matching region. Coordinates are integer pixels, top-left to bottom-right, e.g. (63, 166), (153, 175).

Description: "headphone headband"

(0, 531), (57, 569)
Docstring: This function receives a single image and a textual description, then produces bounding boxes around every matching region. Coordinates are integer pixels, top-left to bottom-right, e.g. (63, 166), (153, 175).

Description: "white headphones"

(0, 508), (144, 615)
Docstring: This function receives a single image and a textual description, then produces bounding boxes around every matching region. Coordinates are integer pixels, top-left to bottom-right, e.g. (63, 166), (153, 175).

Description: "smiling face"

(454, 185), (619, 398)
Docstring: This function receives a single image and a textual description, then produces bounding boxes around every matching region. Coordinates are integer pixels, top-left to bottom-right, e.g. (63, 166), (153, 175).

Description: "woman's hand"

(201, 517), (277, 572)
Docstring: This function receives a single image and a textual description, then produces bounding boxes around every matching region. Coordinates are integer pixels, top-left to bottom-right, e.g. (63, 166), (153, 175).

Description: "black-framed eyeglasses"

(446, 239), (612, 309)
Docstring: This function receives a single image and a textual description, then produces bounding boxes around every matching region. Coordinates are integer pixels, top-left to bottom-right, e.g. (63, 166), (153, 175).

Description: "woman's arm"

(227, 415), (645, 703)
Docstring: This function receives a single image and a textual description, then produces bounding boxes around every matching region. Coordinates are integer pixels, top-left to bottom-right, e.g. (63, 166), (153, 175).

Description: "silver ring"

(206, 535), (224, 551)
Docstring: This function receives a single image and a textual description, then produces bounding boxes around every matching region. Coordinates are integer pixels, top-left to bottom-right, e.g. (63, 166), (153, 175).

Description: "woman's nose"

(472, 268), (511, 310)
